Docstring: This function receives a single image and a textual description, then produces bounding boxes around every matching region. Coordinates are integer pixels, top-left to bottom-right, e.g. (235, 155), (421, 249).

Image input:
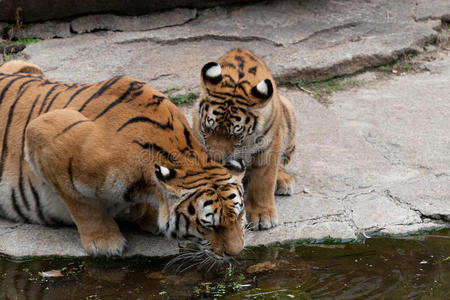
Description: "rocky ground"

(0, 0), (449, 258)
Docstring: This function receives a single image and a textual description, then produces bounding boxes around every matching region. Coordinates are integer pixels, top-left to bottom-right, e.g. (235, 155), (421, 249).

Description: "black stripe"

(0, 85), (32, 183)
(94, 81), (143, 120)
(222, 74), (236, 84)
(175, 214), (180, 231)
(29, 179), (49, 225)
(181, 176), (213, 186)
(180, 171), (204, 179)
(235, 55), (245, 70)
(220, 62), (236, 69)
(17, 78), (40, 93)
(188, 203), (195, 215)
(37, 85), (59, 115)
(11, 188), (30, 223)
(78, 76), (124, 113)
(20, 94), (40, 165)
(202, 165), (222, 171)
(117, 116), (173, 132)
(183, 213), (190, 234)
(18, 171), (30, 210)
(68, 158), (74, 188)
(248, 66), (257, 74)
(43, 91), (62, 113)
(210, 91), (249, 102)
(183, 125), (193, 148)
(236, 99), (256, 107)
(63, 85), (90, 108)
(56, 120), (91, 138)
(203, 200), (213, 207)
(236, 82), (250, 97)
(0, 75), (28, 105)
(133, 140), (176, 163)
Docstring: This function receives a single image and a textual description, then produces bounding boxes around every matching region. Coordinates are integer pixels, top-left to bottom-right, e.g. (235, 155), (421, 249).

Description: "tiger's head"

(153, 157), (246, 260)
(194, 48), (276, 162)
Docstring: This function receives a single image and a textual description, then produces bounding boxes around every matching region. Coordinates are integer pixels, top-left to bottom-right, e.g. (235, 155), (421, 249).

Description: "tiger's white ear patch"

(256, 80), (268, 95)
(251, 78), (273, 100)
(206, 64), (222, 78)
(202, 62), (223, 84)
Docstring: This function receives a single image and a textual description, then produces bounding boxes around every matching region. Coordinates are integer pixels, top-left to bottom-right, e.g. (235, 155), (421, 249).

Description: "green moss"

(10, 38), (40, 45)
(169, 94), (197, 106)
(164, 88), (197, 106)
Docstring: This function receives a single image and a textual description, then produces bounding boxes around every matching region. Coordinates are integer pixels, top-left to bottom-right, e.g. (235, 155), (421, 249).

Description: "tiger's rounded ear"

(154, 164), (176, 182)
(201, 62), (222, 84)
(224, 158), (246, 178)
(251, 79), (273, 102)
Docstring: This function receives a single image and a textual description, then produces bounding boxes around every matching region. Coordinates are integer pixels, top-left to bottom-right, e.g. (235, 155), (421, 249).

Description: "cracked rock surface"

(20, 0), (447, 94)
(1, 0), (449, 258)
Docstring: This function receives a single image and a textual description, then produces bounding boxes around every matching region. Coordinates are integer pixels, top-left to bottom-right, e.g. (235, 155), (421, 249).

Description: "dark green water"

(1, 228), (449, 299)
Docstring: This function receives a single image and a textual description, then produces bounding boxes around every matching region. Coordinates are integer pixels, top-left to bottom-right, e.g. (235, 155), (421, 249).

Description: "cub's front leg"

(25, 109), (126, 256)
(245, 144), (281, 230)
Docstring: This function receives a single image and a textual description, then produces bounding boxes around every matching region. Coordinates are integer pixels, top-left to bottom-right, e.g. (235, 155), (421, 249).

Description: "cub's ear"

(154, 164), (176, 182)
(224, 158), (246, 178)
(201, 62), (222, 84)
(251, 79), (273, 102)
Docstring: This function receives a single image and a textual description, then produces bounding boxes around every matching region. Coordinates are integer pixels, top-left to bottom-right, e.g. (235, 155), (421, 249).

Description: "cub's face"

(196, 49), (275, 162)
(154, 159), (245, 259)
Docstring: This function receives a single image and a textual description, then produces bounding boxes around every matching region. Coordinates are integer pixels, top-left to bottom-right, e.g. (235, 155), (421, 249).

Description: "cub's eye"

(232, 124), (244, 135)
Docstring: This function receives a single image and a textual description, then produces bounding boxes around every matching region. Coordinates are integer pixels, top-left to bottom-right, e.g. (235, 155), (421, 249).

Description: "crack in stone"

(116, 34), (283, 47)
(149, 73), (172, 81)
(70, 9), (199, 35)
(385, 189), (449, 222)
(279, 213), (346, 228)
(293, 21), (360, 45)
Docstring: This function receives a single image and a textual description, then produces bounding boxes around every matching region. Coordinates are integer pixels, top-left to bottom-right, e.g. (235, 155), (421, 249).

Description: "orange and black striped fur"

(193, 48), (296, 230)
(0, 61), (246, 258)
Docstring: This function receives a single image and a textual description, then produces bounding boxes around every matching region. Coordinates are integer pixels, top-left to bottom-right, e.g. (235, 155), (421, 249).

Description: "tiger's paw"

(275, 169), (295, 196)
(81, 231), (126, 256)
(246, 205), (278, 230)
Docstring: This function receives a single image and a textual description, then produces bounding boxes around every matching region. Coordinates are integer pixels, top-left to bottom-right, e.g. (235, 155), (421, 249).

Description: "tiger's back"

(0, 71), (182, 224)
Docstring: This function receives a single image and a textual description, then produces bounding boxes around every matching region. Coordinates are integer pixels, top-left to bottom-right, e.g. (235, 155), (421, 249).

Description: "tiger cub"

(0, 61), (246, 258)
(192, 48), (296, 230)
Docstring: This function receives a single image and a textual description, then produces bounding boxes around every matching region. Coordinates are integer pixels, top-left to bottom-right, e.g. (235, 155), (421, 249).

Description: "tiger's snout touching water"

(0, 61), (246, 261)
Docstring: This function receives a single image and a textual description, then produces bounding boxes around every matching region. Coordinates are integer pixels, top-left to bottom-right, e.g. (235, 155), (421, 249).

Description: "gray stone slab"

(17, 21), (71, 39)
(21, 0), (449, 94)
(415, 0), (450, 21)
(330, 56), (450, 172)
(71, 9), (197, 34)
(281, 89), (419, 196)
(388, 175), (450, 221)
(345, 191), (422, 231)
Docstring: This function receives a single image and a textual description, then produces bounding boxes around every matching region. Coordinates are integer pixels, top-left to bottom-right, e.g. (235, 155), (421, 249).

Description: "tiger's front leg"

(25, 109), (126, 256)
(245, 147), (280, 230)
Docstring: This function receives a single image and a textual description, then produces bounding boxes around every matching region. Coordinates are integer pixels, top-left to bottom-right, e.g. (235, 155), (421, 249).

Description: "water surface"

(1, 228), (449, 299)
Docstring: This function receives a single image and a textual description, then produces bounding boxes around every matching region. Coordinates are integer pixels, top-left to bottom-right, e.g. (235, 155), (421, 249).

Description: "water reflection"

(0, 229), (449, 299)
